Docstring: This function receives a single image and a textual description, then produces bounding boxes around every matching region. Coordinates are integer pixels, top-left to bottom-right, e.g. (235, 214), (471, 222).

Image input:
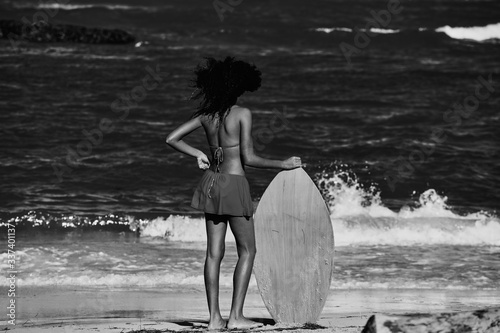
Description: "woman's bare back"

(201, 105), (245, 176)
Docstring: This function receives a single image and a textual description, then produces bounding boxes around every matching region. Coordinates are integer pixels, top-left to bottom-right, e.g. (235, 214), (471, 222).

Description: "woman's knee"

(248, 245), (257, 259)
(207, 245), (225, 261)
(238, 243), (256, 259)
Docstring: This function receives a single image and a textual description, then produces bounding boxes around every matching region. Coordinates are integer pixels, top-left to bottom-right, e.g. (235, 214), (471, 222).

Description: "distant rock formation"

(362, 307), (500, 333)
(0, 19), (135, 44)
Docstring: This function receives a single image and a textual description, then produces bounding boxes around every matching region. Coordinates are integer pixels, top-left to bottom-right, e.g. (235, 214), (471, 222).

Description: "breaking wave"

(436, 23), (500, 41)
(313, 23), (500, 42)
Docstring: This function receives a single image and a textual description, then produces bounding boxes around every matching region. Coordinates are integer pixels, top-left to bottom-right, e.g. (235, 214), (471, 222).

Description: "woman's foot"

(227, 317), (263, 330)
(207, 317), (227, 330)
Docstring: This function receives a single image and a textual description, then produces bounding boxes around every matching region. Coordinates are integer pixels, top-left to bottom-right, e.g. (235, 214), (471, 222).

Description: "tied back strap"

(213, 147), (224, 173)
(207, 147), (224, 198)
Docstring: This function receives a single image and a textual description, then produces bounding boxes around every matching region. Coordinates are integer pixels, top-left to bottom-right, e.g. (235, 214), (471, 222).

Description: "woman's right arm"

(240, 108), (301, 169)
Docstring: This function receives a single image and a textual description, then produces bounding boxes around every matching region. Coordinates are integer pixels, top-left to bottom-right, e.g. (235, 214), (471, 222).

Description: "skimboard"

(253, 168), (334, 324)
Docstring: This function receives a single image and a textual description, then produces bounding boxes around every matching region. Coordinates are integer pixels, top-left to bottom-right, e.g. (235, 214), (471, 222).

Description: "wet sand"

(2, 287), (500, 332)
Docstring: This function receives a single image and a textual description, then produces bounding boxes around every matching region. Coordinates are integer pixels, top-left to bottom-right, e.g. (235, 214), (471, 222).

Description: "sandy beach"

(2, 286), (500, 333)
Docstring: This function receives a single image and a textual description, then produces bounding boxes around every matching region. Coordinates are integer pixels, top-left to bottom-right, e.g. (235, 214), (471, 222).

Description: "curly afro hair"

(190, 56), (261, 120)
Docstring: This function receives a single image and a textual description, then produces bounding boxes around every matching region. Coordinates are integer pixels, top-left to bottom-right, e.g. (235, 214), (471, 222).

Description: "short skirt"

(191, 169), (253, 218)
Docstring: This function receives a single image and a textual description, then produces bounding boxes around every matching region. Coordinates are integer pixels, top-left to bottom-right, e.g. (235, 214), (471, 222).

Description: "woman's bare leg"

(204, 213), (228, 330)
(227, 216), (263, 329)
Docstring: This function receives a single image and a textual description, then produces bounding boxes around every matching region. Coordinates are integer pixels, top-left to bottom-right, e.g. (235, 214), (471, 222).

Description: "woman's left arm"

(166, 116), (210, 170)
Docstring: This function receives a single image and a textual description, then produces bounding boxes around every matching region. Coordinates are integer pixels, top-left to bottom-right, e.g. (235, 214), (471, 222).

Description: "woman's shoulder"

(197, 106), (252, 124)
(232, 105), (251, 118)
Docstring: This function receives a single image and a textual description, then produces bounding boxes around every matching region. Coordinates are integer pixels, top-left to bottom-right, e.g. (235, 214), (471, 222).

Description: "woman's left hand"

(196, 153), (210, 170)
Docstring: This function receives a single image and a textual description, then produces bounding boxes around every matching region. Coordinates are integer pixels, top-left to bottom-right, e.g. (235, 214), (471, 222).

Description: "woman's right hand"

(281, 156), (302, 170)
(196, 153), (211, 170)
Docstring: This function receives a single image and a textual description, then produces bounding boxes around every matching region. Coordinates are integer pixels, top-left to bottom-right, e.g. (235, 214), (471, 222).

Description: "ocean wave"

(6, 268), (496, 290)
(313, 27), (399, 34)
(370, 28), (399, 34)
(0, 245), (226, 288)
(3, 165), (499, 246)
(8, 274), (490, 290)
(313, 24), (500, 42)
(11, 3), (164, 12)
(133, 211), (499, 246)
(436, 23), (500, 41)
(333, 217), (500, 246)
(314, 27), (353, 33)
(14, 272), (215, 288)
(133, 171), (500, 245)
(330, 280), (496, 290)
(0, 46), (151, 60)
(314, 167), (500, 246)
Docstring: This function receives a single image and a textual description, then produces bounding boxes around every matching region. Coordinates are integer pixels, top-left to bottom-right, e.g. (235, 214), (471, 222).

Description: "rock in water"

(0, 19), (135, 44)
(362, 307), (500, 333)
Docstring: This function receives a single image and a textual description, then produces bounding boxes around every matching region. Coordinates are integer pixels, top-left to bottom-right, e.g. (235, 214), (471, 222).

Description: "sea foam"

(136, 168), (499, 246)
(436, 23), (500, 41)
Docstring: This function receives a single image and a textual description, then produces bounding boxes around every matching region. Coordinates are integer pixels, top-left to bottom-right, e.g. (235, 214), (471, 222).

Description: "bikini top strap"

(209, 143), (240, 149)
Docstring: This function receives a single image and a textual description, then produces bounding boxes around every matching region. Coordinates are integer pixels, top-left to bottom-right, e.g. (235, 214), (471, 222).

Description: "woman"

(166, 56), (301, 330)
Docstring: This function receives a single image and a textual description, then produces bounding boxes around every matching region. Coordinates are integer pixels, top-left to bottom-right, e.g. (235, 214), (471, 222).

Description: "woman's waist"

(207, 166), (246, 177)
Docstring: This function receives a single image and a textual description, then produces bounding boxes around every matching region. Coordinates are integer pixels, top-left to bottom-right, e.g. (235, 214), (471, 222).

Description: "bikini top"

(209, 143), (239, 173)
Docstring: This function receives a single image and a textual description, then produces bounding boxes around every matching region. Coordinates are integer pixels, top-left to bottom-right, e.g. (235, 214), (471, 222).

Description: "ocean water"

(1, 0), (499, 295)
(3, 186), (500, 292)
